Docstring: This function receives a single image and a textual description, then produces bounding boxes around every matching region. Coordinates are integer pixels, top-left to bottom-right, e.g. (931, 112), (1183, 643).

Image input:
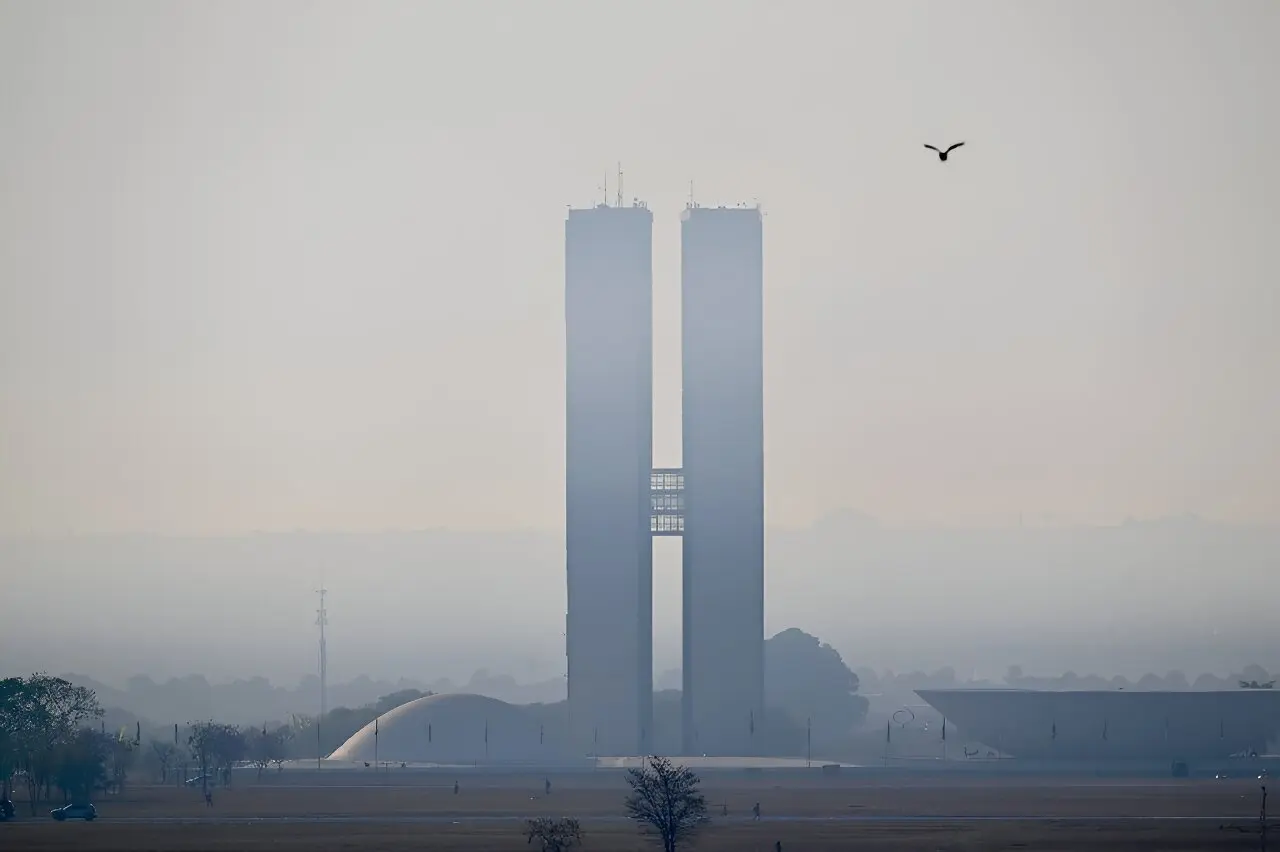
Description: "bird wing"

(944, 142), (965, 153)
(923, 144), (940, 152)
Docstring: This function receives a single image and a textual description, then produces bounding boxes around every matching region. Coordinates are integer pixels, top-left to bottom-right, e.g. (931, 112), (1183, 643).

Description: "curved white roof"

(328, 693), (556, 763)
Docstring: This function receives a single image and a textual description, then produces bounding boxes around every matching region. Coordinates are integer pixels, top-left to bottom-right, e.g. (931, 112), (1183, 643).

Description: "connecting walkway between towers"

(650, 468), (684, 536)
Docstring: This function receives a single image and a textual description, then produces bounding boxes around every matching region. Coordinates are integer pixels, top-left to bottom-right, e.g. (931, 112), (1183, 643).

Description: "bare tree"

(150, 740), (178, 784)
(106, 731), (137, 793)
(247, 726), (288, 780)
(624, 756), (709, 852)
(187, 722), (213, 796)
(270, 724), (293, 773)
(187, 722), (245, 794)
(525, 816), (583, 852)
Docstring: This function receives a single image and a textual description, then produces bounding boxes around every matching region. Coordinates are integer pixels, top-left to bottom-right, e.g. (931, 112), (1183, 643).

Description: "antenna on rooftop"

(616, 162), (623, 208)
(688, 180), (694, 208)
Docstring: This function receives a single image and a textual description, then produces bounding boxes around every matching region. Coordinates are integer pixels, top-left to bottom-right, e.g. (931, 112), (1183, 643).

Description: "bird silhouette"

(924, 142), (965, 162)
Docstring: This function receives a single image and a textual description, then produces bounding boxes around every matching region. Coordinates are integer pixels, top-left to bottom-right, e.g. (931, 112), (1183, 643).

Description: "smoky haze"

(1, 0), (1278, 697)
(2, 517), (1278, 688)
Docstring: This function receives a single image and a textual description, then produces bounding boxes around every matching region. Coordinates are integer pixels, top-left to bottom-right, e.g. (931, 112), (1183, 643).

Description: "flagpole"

(806, 717), (812, 768)
(1165, 717), (1170, 766)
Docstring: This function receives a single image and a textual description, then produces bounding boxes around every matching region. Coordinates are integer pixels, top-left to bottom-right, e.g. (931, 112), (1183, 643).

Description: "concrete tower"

(680, 205), (765, 756)
(564, 202), (654, 756)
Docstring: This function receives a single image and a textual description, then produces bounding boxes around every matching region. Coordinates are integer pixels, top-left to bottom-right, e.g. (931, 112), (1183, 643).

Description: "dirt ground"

(2, 769), (1274, 850)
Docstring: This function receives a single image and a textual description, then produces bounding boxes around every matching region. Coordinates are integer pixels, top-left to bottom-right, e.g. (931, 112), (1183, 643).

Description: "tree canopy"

(765, 628), (869, 747)
(246, 724), (291, 778)
(187, 721), (246, 791)
(525, 816), (583, 852)
(0, 674), (110, 810)
(624, 756), (708, 852)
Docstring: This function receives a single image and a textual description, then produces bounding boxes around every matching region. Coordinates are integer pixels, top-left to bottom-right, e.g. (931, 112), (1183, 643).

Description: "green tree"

(106, 728), (138, 793)
(149, 739), (179, 784)
(373, 689), (431, 715)
(247, 725), (289, 779)
(765, 628), (868, 748)
(270, 725), (294, 772)
(285, 714), (316, 759)
(2, 675), (103, 813)
(624, 756), (709, 852)
(52, 728), (111, 804)
(0, 678), (28, 801)
(188, 722), (246, 793)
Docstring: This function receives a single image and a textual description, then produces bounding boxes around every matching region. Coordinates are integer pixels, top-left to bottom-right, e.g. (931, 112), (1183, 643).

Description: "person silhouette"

(453, 781), (459, 795)
(752, 802), (761, 821)
(544, 778), (551, 795)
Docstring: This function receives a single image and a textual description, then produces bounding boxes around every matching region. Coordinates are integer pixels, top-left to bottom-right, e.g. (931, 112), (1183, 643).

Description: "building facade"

(564, 200), (763, 757)
(916, 688), (1280, 762)
(564, 203), (654, 756)
(680, 206), (766, 756)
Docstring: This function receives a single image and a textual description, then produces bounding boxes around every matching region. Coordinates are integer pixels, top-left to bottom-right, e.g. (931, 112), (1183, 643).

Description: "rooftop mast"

(316, 587), (328, 768)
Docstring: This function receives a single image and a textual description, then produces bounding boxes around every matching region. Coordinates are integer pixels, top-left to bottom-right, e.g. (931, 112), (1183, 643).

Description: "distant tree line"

(91, 687), (433, 780)
(1001, 664), (1277, 692)
(43, 629), (877, 763)
(852, 663), (1280, 695)
(140, 721), (298, 788)
(70, 671), (542, 728)
(0, 674), (326, 810)
(35, 643), (1280, 772)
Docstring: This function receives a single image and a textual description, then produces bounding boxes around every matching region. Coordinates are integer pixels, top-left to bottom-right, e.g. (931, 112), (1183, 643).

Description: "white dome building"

(328, 693), (561, 764)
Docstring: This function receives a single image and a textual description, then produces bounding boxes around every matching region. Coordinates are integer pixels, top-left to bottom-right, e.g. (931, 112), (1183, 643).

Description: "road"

(10, 813), (1261, 826)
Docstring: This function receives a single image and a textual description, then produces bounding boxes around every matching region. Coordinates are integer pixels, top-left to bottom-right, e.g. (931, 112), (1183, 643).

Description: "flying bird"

(924, 142), (965, 162)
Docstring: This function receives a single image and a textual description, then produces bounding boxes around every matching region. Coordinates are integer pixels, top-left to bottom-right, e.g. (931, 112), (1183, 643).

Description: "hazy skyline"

(3, 516), (1278, 689)
(2, 1), (1277, 537)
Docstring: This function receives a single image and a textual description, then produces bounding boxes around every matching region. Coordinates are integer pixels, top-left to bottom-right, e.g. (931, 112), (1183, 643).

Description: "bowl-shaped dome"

(328, 693), (555, 763)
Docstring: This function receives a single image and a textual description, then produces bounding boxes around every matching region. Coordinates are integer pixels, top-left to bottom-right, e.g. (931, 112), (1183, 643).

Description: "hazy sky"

(1, 0), (1278, 537)
(5, 521), (1280, 685)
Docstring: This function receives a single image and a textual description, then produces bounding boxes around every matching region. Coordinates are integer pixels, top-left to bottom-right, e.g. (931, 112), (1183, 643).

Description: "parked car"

(50, 803), (96, 821)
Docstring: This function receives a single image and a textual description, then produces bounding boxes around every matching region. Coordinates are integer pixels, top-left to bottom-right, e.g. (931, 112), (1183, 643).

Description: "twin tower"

(565, 199), (764, 757)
